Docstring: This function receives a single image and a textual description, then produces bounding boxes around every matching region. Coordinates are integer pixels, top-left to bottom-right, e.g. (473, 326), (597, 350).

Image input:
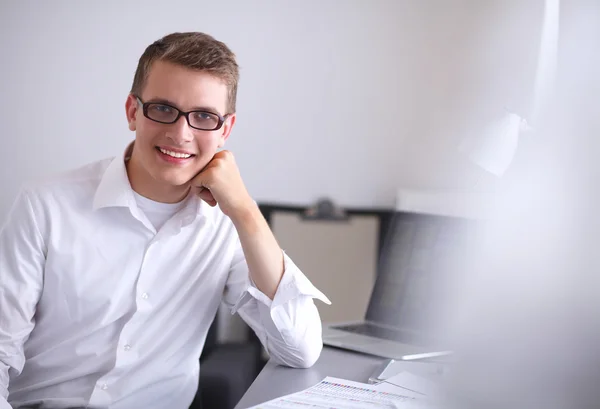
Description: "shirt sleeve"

(0, 188), (46, 403)
(222, 239), (331, 369)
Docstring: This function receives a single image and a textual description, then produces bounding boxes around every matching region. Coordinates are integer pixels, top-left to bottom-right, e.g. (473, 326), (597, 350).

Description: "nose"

(166, 115), (194, 145)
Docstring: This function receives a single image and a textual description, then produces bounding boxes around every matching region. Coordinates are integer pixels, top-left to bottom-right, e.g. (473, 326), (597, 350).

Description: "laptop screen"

(365, 211), (477, 338)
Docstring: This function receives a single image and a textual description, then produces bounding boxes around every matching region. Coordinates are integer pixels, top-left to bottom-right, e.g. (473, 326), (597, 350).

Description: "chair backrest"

(200, 312), (219, 360)
(259, 203), (393, 324)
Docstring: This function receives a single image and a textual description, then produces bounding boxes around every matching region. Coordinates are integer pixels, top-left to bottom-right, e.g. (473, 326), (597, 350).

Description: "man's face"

(125, 60), (235, 189)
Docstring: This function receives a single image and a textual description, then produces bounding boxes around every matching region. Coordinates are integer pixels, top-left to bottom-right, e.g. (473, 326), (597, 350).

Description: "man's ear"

(218, 113), (236, 148)
(125, 94), (138, 131)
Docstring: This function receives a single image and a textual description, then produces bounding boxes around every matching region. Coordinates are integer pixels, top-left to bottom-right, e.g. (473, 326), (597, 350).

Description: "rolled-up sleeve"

(223, 246), (331, 369)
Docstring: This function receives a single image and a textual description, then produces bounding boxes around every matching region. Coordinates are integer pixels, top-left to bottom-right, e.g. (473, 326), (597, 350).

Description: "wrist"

(228, 199), (261, 227)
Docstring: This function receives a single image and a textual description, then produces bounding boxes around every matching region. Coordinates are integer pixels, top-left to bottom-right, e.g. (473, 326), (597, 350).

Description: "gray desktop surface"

(234, 347), (385, 409)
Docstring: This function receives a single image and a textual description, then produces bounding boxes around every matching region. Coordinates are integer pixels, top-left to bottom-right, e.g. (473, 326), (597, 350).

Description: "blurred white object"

(458, 111), (528, 177)
(531, 0), (560, 126)
(459, 0), (559, 177)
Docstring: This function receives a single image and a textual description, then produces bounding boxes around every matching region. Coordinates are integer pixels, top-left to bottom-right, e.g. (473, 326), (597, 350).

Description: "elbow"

(268, 299), (327, 369)
(277, 334), (323, 369)
(296, 344), (323, 369)
(294, 340), (322, 368)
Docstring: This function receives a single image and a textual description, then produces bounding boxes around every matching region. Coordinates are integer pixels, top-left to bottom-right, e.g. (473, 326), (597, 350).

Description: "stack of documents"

(246, 371), (438, 409)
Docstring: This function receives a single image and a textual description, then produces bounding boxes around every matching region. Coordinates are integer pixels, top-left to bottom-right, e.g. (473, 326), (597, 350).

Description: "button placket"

(135, 240), (156, 312)
(115, 237), (155, 370)
(89, 379), (112, 408)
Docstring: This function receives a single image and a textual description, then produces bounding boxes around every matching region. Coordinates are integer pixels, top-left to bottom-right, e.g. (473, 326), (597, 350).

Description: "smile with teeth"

(158, 147), (193, 159)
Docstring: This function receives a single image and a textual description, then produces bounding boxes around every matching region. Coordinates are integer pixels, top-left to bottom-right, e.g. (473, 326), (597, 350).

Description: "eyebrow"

(147, 97), (222, 115)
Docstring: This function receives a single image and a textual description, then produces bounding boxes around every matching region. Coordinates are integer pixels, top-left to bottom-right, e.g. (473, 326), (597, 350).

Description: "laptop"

(322, 210), (476, 359)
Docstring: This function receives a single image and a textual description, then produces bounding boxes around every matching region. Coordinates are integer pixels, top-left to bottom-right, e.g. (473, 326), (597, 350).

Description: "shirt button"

(124, 344), (132, 351)
(141, 292), (149, 300)
(100, 383), (108, 390)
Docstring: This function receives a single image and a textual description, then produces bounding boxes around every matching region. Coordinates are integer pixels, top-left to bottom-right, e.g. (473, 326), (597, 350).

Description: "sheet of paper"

(246, 376), (417, 409)
(378, 372), (440, 397)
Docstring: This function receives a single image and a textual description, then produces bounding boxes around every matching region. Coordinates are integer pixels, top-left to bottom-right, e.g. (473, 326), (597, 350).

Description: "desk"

(234, 347), (385, 408)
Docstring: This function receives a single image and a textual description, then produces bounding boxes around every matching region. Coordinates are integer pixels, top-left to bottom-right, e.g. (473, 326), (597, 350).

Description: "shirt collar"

(92, 143), (135, 211)
(92, 141), (215, 227)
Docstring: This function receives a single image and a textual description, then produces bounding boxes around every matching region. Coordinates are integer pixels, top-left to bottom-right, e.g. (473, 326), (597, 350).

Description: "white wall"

(0, 0), (543, 220)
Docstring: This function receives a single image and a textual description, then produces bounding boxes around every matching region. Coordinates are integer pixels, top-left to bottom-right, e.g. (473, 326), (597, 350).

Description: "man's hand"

(191, 150), (254, 220)
(192, 150), (284, 299)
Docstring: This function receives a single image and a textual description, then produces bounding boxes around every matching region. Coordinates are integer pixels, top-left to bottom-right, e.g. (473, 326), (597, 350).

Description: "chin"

(169, 176), (196, 188)
(153, 172), (196, 189)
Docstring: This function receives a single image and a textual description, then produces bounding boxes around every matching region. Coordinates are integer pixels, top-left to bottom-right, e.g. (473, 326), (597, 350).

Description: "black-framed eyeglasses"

(135, 96), (229, 131)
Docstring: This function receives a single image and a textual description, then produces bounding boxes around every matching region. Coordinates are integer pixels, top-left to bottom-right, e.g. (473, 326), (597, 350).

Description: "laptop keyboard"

(333, 323), (408, 343)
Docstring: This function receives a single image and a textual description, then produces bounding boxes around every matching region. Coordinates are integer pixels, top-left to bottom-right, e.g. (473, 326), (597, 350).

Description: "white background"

(0, 0), (542, 220)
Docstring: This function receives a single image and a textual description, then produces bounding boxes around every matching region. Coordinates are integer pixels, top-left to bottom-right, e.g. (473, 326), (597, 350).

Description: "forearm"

(225, 204), (331, 368)
(229, 203), (284, 300)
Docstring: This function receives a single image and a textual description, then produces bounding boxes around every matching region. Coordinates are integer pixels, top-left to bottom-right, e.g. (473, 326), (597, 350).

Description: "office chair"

(189, 311), (265, 409)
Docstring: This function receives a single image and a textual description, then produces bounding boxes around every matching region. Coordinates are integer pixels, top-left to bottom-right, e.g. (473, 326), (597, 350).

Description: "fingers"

(197, 187), (217, 207)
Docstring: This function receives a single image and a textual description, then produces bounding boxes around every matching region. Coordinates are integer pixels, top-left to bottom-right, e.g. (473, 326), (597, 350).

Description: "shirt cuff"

(231, 250), (331, 315)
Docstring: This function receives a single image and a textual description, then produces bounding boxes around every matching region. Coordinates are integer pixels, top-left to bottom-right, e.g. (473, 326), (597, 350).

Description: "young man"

(0, 32), (329, 409)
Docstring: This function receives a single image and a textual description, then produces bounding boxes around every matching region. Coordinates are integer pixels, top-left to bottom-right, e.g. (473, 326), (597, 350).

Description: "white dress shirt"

(0, 146), (330, 409)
